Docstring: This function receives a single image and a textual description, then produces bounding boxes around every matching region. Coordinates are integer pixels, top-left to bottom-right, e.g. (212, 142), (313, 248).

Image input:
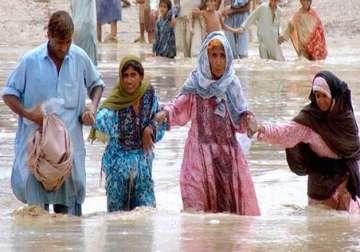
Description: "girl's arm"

(192, 8), (204, 17)
(222, 2), (250, 17)
(257, 121), (311, 148)
(93, 108), (119, 139)
(149, 96), (168, 143)
(220, 13), (243, 33)
(155, 94), (193, 130)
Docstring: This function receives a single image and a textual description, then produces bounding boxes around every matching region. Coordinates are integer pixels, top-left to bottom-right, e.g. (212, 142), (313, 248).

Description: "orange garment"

(27, 114), (73, 192)
(284, 8), (327, 60)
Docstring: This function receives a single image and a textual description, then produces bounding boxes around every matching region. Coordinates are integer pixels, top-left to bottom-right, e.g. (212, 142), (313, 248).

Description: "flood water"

(1, 40), (360, 251)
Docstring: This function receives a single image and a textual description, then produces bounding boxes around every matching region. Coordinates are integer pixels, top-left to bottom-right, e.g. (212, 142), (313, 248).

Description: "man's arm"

(2, 95), (43, 125)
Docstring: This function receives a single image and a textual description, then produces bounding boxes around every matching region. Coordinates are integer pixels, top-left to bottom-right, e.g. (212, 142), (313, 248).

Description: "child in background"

(193, 0), (243, 35)
(90, 55), (167, 212)
(153, 0), (177, 58)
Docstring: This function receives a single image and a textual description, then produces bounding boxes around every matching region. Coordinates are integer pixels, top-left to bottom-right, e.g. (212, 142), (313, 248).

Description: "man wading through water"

(2, 11), (104, 216)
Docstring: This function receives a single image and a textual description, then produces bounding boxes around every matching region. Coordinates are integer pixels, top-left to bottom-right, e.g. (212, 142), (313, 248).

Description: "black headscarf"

(286, 71), (360, 200)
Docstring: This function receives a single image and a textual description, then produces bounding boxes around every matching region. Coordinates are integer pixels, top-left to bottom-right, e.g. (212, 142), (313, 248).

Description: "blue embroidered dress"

(153, 9), (176, 58)
(93, 86), (167, 212)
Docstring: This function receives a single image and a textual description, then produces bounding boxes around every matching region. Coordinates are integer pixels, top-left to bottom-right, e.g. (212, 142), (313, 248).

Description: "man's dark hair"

(159, 0), (172, 11)
(121, 60), (144, 77)
(48, 11), (74, 39)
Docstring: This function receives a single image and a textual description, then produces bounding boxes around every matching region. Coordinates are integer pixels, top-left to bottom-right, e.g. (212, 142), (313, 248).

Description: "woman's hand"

(246, 114), (258, 132)
(154, 111), (167, 123)
(143, 126), (154, 152)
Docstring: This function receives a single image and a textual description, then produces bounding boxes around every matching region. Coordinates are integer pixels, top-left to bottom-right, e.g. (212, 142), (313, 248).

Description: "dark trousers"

(44, 203), (82, 216)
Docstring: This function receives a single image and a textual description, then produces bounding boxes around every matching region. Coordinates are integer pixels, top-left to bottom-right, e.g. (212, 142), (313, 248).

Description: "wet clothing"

(223, 0), (250, 58)
(164, 32), (260, 215)
(93, 86), (167, 212)
(139, 0), (157, 33)
(96, 0), (122, 24)
(174, 0), (204, 57)
(258, 71), (360, 212)
(242, 2), (284, 61)
(282, 7), (327, 60)
(3, 43), (104, 214)
(71, 0), (98, 65)
(153, 9), (176, 58)
(258, 121), (360, 213)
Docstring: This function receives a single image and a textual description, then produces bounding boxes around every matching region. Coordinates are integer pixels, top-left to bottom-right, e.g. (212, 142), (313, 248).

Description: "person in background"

(2, 11), (104, 216)
(278, 0), (327, 61)
(134, 0), (157, 44)
(96, 0), (122, 43)
(153, 0), (177, 58)
(253, 71), (360, 213)
(173, 0), (204, 57)
(239, 0), (285, 61)
(90, 56), (167, 212)
(222, 0), (251, 59)
(71, 0), (98, 65)
(192, 0), (244, 35)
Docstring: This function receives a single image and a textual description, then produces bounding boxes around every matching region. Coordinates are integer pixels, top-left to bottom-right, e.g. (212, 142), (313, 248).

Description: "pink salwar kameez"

(165, 94), (260, 215)
(258, 121), (360, 213)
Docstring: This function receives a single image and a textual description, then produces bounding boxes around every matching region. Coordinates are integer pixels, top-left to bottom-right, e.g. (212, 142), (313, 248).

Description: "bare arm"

(2, 95), (43, 125)
(220, 13), (242, 33)
(192, 8), (204, 17)
(222, 2), (251, 17)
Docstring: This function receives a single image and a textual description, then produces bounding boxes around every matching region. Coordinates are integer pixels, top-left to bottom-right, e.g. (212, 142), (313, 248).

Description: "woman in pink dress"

(278, 0), (327, 60)
(155, 32), (260, 215)
(255, 71), (360, 213)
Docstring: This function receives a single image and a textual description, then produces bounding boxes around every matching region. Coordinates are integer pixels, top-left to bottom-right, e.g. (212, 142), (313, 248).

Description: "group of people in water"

(2, 1), (359, 217)
(91, 31), (359, 215)
(85, 0), (327, 62)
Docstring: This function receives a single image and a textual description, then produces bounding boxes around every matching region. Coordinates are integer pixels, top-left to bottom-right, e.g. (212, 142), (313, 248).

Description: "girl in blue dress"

(152, 0), (176, 58)
(90, 55), (167, 212)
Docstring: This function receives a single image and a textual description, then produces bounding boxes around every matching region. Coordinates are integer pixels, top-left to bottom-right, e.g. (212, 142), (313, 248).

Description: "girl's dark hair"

(48, 11), (74, 39)
(121, 60), (144, 77)
(159, 0), (172, 11)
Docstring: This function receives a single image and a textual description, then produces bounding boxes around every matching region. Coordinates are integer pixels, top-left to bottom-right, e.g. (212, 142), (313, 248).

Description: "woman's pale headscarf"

(181, 31), (248, 128)
(312, 76), (331, 99)
(89, 55), (149, 142)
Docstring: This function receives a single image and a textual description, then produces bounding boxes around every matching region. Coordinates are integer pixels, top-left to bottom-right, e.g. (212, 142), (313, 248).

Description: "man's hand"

(81, 104), (96, 126)
(142, 126), (154, 152)
(27, 104), (44, 126)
